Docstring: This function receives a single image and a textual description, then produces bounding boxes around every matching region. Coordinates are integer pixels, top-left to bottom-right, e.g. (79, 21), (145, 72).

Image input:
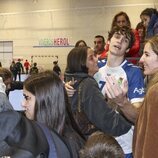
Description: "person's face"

(138, 28), (144, 38)
(78, 42), (86, 47)
(94, 37), (105, 53)
(22, 87), (36, 120)
(109, 32), (130, 57)
(4, 78), (12, 90)
(139, 42), (158, 75)
(141, 15), (150, 28)
(86, 48), (99, 76)
(116, 15), (128, 27)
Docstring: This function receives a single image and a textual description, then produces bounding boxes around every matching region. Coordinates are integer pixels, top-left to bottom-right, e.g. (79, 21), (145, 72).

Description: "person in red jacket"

(136, 22), (146, 57)
(24, 59), (30, 74)
(102, 11), (140, 65)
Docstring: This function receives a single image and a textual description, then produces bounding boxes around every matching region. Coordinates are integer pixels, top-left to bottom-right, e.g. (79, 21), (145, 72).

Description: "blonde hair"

(145, 35), (158, 90)
(147, 72), (158, 91)
(145, 35), (158, 55)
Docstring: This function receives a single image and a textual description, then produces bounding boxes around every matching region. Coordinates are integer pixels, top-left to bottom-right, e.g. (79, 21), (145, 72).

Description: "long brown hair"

(111, 11), (131, 30)
(145, 35), (158, 90)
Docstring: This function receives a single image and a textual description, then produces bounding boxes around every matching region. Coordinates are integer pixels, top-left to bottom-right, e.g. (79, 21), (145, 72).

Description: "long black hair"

(24, 71), (65, 134)
(66, 47), (89, 74)
(140, 8), (158, 18)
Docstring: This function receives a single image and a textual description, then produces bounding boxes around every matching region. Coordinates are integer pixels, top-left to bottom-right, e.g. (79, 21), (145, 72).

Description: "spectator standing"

(24, 59), (30, 74)
(65, 26), (144, 158)
(29, 62), (38, 75)
(140, 8), (158, 39)
(53, 61), (61, 76)
(94, 35), (106, 58)
(101, 11), (140, 65)
(75, 40), (87, 47)
(94, 26), (145, 158)
(10, 60), (18, 81)
(65, 46), (132, 139)
(15, 59), (24, 81)
(136, 22), (146, 56)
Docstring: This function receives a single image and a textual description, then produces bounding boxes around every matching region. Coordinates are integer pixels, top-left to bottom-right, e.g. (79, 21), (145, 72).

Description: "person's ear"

(125, 48), (130, 53)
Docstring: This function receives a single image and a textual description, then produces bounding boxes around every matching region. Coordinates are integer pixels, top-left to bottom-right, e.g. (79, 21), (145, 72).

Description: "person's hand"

(105, 75), (128, 107)
(65, 80), (76, 97)
(0, 77), (6, 94)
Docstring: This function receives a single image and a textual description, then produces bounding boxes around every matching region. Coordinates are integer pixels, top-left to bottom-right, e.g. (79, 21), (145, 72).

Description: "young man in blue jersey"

(65, 26), (145, 158)
(94, 25), (145, 158)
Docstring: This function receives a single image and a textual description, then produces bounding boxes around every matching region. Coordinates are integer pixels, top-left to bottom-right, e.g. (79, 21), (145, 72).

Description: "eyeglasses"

(23, 94), (31, 101)
(94, 41), (102, 44)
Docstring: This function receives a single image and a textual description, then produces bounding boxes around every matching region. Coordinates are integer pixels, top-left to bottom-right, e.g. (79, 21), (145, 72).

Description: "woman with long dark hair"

(65, 46), (132, 139)
(22, 70), (84, 158)
(140, 8), (158, 38)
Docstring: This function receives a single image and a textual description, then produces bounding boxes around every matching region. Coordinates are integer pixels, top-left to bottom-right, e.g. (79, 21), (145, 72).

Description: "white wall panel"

(0, 0), (157, 72)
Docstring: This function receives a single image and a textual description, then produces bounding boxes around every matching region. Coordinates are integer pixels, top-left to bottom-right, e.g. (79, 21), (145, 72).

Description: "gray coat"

(0, 92), (14, 156)
(0, 92), (13, 112)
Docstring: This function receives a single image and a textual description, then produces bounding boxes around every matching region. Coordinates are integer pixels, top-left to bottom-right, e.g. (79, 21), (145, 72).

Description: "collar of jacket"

(64, 72), (90, 79)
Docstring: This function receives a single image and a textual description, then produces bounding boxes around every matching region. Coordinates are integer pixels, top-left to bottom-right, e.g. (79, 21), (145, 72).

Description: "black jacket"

(0, 111), (49, 158)
(65, 73), (132, 137)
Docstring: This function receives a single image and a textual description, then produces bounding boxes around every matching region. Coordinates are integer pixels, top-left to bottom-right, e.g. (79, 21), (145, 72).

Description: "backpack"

(37, 123), (72, 158)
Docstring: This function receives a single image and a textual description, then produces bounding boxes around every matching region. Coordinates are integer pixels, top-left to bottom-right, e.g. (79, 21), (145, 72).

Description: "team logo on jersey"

(133, 87), (144, 95)
(118, 77), (123, 86)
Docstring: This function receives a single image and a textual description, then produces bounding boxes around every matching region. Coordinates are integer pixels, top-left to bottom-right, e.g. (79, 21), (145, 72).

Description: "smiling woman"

(133, 35), (158, 158)
(139, 37), (158, 76)
(104, 35), (158, 158)
(64, 46), (132, 140)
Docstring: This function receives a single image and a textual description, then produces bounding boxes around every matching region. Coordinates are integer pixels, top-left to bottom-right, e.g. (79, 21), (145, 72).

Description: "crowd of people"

(10, 59), (39, 81)
(9, 59), (61, 81)
(0, 7), (158, 158)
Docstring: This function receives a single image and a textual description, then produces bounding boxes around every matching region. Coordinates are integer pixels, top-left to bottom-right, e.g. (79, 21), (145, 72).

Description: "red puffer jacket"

(126, 29), (140, 65)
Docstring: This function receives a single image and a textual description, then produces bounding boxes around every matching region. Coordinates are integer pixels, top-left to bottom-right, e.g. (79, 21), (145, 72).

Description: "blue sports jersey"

(95, 59), (145, 103)
(94, 59), (145, 155)
(98, 58), (107, 68)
